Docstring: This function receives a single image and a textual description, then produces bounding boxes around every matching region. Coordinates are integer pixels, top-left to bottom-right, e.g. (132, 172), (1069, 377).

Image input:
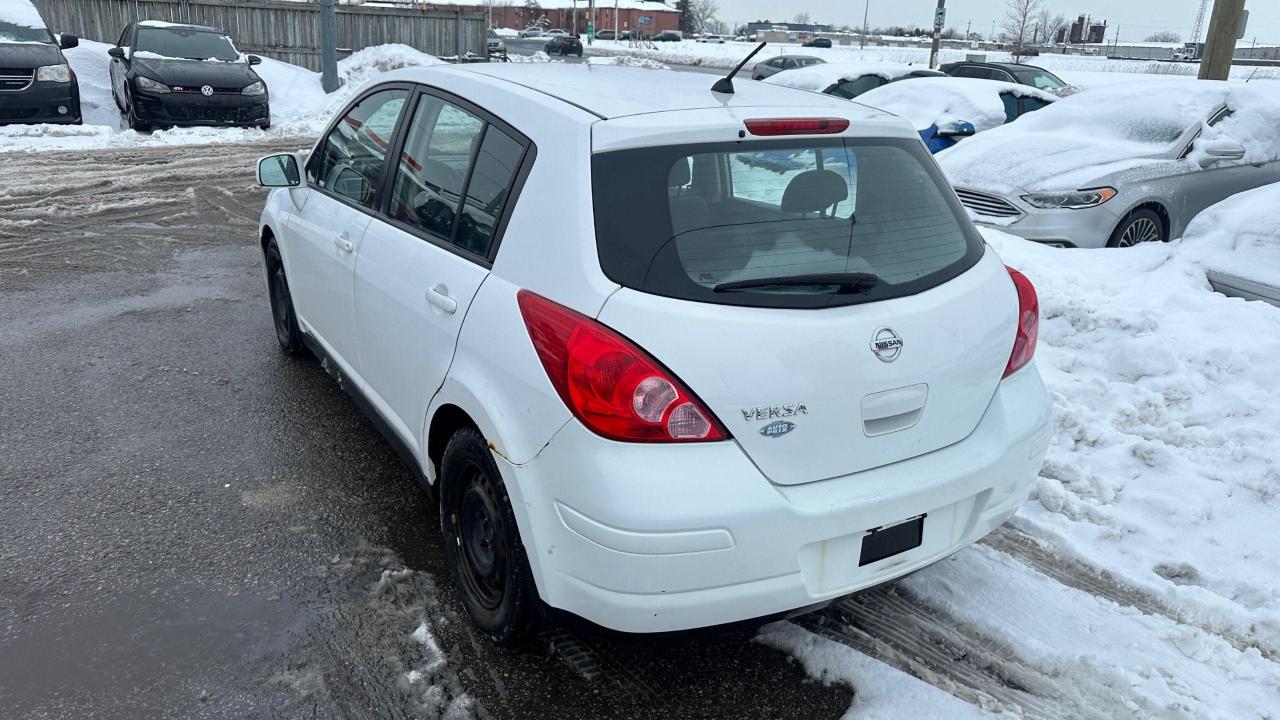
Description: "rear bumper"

(133, 91), (270, 128)
(0, 81), (81, 125)
(499, 364), (1053, 633)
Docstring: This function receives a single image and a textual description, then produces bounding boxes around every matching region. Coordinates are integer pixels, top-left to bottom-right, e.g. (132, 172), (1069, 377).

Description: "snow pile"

(0, 40), (448, 151)
(585, 54), (667, 69)
(507, 51), (552, 63)
(1183, 183), (1280, 296)
(763, 61), (929, 93)
(939, 79), (1280, 194)
(493, 27), (520, 39)
(857, 77), (1057, 133)
(997, 226), (1280, 656)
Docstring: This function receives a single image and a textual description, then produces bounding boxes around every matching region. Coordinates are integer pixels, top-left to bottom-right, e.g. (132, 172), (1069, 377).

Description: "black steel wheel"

(264, 240), (304, 355)
(440, 427), (535, 642)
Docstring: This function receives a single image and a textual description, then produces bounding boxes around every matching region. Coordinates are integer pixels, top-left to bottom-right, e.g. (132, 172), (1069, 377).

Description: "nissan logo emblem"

(870, 327), (903, 363)
(200, 85), (214, 96)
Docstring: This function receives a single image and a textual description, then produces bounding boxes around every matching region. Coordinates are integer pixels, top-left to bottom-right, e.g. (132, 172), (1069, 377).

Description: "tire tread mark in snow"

(795, 589), (1067, 720)
(981, 525), (1272, 658)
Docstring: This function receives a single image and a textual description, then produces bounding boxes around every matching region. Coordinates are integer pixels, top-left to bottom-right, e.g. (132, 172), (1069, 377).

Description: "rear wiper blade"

(713, 272), (880, 293)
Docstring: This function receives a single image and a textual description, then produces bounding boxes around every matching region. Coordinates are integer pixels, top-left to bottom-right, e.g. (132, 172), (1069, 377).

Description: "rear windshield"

(592, 137), (984, 309)
(136, 27), (240, 62)
(1012, 68), (1064, 90)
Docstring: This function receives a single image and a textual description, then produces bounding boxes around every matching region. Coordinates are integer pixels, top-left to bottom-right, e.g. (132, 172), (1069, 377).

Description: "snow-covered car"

(855, 77), (1057, 153)
(254, 63), (1051, 640)
(751, 54), (824, 81)
(940, 61), (1068, 93)
(1183, 182), (1280, 307)
(108, 21), (269, 131)
(941, 80), (1280, 249)
(0, 0), (81, 125)
(763, 61), (944, 100)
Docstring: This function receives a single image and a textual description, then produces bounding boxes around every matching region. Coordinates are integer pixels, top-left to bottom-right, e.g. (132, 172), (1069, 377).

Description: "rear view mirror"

(257, 153), (303, 188)
(1196, 137), (1246, 168)
(107, 46), (125, 59)
(936, 121), (977, 138)
(58, 33), (79, 50)
(247, 54), (263, 66)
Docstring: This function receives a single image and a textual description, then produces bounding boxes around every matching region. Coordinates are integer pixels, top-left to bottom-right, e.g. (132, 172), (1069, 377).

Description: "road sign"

(934, 7), (946, 29)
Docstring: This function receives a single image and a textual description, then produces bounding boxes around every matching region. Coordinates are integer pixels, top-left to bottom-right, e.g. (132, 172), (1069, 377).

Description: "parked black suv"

(0, 0), (81, 125)
(802, 37), (832, 48)
(108, 21), (270, 131)
(544, 34), (584, 57)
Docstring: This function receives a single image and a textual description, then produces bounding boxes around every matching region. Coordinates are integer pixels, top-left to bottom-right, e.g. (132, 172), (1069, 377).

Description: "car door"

(289, 86), (410, 377)
(109, 24), (133, 105)
(355, 88), (532, 453)
(1176, 107), (1275, 228)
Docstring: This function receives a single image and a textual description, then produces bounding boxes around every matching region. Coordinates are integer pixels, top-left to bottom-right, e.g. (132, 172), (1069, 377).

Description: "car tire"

(576, 50), (583, 57)
(1107, 208), (1165, 248)
(125, 92), (151, 133)
(264, 240), (305, 355)
(440, 426), (535, 643)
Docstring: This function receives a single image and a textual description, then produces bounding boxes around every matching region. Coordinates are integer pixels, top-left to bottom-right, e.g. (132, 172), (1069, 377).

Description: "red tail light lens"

(1003, 267), (1039, 378)
(744, 118), (850, 136)
(517, 291), (729, 443)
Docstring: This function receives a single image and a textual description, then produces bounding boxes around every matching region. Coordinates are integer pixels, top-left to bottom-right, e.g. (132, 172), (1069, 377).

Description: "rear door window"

(594, 137), (983, 309)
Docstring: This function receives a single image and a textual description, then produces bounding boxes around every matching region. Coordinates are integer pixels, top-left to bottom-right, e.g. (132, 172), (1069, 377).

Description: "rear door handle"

(333, 233), (354, 253)
(426, 285), (457, 314)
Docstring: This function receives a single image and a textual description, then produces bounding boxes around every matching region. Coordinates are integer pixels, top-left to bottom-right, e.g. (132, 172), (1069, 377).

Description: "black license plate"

(858, 514), (925, 566)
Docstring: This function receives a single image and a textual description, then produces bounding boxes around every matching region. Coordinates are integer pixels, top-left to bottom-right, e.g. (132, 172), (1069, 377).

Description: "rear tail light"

(1003, 267), (1039, 378)
(517, 291), (729, 442)
(744, 118), (850, 136)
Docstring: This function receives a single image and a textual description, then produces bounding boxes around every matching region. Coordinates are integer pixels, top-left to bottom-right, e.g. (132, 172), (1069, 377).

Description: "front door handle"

(426, 285), (457, 314)
(333, 233), (354, 254)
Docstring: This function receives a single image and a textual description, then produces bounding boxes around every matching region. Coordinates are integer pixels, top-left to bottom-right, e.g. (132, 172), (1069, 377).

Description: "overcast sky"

(719, 1), (1280, 45)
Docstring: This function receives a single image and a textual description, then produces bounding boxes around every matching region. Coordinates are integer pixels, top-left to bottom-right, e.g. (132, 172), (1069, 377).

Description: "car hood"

(132, 56), (259, 88)
(939, 130), (1169, 195)
(0, 42), (62, 68)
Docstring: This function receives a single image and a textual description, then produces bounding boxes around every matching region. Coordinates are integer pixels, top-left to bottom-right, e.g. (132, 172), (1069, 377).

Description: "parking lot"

(5, 2), (1280, 715)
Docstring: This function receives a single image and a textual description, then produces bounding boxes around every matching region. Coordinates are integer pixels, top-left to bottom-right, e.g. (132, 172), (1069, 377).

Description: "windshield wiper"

(713, 272), (880, 293)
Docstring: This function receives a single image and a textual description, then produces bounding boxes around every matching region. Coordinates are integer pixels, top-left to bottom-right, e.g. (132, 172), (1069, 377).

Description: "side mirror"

(936, 121), (977, 138)
(59, 33), (79, 50)
(108, 46), (126, 60)
(257, 153), (303, 188)
(1196, 137), (1246, 168)
(247, 54), (263, 66)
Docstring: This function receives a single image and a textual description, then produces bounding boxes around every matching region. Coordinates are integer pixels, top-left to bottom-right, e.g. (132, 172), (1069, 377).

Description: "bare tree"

(1145, 30), (1182, 43)
(1003, 0), (1043, 62)
(793, 12), (812, 26)
(688, 0), (719, 34)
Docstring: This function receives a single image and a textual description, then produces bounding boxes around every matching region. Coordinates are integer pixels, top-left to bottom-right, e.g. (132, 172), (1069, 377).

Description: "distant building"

(368, 0), (679, 34)
(745, 21), (834, 36)
(1066, 13), (1107, 44)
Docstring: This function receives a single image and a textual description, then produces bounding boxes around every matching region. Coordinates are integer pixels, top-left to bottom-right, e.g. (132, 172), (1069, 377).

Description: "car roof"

(431, 63), (877, 120)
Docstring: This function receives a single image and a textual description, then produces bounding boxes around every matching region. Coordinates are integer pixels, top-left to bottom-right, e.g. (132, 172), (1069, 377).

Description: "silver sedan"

(938, 80), (1280, 248)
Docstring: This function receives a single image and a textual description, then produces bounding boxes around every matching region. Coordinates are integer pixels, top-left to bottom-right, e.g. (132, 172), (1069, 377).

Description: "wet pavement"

(0, 142), (854, 718)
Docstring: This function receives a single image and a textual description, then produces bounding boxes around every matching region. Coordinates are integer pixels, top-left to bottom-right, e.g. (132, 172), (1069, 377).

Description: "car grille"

(955, 188), (1022, 218)
(0, 106), (40, 120)
(0, 67), (34, 92)
(136, 98), (265, 125)
(171, 86), (244, 95)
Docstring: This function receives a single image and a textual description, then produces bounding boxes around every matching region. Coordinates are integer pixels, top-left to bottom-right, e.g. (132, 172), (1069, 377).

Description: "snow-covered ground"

(763, 213), (1280, 717)
(585, 39), (1280, 88)
(0, 41), (444, 151)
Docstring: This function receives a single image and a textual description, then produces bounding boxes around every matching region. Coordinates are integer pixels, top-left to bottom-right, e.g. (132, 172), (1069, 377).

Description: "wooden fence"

(31, 0), (487, 70)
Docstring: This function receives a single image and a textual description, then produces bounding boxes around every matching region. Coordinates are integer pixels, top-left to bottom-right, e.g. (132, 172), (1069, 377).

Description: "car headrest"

(668, 159), (692, 188)
(781, 169), (848, 213)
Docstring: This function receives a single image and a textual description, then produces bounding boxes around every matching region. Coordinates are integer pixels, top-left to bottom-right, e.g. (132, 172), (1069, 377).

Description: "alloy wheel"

(1118, 216), (1161, 247)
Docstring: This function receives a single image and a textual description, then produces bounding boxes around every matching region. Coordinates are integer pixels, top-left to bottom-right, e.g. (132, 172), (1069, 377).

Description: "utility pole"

(319, 0), (338, 93)
(860, 0), (870, 49)
(587, 0), (595, 44)
(1199, 0), (1246, 80)
(928, 0), (945, 69)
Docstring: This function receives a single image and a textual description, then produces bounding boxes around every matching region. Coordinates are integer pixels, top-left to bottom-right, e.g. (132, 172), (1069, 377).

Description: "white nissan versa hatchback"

(255, 63), (1052, 641)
